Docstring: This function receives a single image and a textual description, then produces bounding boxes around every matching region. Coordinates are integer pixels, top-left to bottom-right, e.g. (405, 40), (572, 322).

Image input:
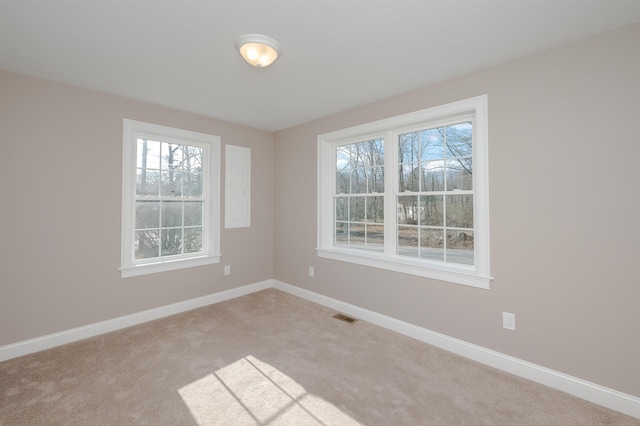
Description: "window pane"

(135, 201), (159, 229)
(349, 197), (365, 221)
(370, 139), (384, 167)
(420, 228), (444, 261)
(349, 143), (365, 169)
(351, 139), (384, 168)
(446, 158), (472, 191)
(399, 163), (419, 192)
(335, 222), (348, 245)
(161, 170), (182, 197)
(184, 228), (203, 254)
(351, 169), (366, 194)
(135, 230), (159, 259)
(335, 197), (348, 221)
(366, 224), (384, 249)
(366, 167), (384, 193)
(446, 195), (474, 228)
(182, 146), (203, 172)
(184, 201), (203, 226)
(162, 201), (183, 228)
(421, 195), (443, 226)
(336, 145), (351, 171)
(365, 139), (383, 167)
(421, 129), (445, 161)
(136, 169), (160, 196)
(137, 139), (161, 169)
(337, 139), (384, 195)
(373, 167), (384, 192)
(446, 122), (472, 158)
(161, 144), (184, 171)
(397, 226), (418, 258)
(399, 132), (420, 163)
(446, 230), (474, 265)
(183, 172), (202, 197)
(161, 228), (182, 256)
(421, 161), (445, 192)
(366, 196), (384, 223)
(349, 224), (365, 246)
(336, 170), (349, 194)
(397, 195), (419, 225)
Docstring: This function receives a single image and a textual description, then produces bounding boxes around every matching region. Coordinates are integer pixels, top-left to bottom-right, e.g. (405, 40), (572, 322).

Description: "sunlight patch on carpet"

(178, 356), (362, 425)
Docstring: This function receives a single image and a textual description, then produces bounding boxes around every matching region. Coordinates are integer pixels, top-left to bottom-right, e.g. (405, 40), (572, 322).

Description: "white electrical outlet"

(224, 265), (231, 276)
(309, 266), (315, 277)
(503, 312), (516, 330)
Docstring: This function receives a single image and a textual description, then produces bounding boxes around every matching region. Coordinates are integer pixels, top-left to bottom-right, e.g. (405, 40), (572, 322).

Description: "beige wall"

(273, 23), (640, 398)
(0, 70), (274, 344)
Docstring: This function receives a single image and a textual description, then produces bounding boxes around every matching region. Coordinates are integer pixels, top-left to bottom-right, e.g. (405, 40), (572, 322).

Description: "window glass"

(398, 122), (474, 266)
(333, 138), (385, 251)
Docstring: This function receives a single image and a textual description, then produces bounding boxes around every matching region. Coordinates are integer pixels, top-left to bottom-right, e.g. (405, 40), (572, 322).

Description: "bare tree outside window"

(135, 139), (204, 260)
(335, 138), (384, 251)
(397, 122), (474, 265)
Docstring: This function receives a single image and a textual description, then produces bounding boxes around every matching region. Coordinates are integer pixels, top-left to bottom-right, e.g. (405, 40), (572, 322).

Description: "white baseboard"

(0, 280), (271, 362)
(272, 280), (640, 420)
(2, 278), (638, 420)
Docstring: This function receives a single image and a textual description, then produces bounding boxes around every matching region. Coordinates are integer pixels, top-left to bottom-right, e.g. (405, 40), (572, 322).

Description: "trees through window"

(121, 120), (220, 277)
(318, 96), (491, 288)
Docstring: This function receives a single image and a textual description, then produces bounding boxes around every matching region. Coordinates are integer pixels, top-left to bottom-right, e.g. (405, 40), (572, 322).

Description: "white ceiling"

(2, 1), (640, 131)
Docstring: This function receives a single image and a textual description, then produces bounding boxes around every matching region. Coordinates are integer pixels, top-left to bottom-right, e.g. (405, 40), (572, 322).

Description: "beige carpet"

(1, 289), (638, 425)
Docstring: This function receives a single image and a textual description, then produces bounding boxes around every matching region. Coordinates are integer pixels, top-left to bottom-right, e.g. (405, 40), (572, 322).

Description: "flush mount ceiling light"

(236, 34), (280, 68)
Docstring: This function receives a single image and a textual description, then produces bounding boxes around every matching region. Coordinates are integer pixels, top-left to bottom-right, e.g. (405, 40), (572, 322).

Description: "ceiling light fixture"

(236, 34), (280, 68)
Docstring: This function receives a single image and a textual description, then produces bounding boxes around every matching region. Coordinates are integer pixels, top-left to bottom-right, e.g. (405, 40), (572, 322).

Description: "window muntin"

(317, 95), (491, 288)
(121, 120), (220, 277)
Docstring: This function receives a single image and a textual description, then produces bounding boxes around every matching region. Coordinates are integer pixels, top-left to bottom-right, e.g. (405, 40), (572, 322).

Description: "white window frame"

(121, 119), (221, 278)
(317, 95), (492, 288)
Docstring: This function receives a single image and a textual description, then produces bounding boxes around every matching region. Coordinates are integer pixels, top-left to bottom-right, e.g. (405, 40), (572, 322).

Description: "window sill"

(121, 254), (221, 278)
(317, 248), (492, 289)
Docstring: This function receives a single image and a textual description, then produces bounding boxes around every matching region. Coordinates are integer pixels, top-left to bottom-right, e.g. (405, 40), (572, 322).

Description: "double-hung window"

(121, 119), (221, 277)
(318, 95), (491, 288)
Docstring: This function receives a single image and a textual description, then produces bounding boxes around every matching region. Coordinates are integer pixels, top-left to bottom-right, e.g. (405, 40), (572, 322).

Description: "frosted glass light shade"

(236, 34), (280, 68)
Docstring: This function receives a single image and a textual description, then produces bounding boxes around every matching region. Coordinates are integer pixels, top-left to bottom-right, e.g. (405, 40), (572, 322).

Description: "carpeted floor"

(1, 288), (638, 425)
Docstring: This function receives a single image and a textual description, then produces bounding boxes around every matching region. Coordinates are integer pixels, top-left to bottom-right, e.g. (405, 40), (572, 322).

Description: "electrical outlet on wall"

(309, 266), (315, 277)
(503, 312), (516, 330)
(224, 265), (231, 276)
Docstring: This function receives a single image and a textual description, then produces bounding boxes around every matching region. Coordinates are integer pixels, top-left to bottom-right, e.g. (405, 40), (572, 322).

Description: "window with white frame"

(317, 95), (491, 288)
(121, 119), (221, 277)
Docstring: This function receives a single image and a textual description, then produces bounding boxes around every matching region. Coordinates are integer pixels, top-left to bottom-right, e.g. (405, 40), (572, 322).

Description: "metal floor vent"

(333, 313), (358, 324)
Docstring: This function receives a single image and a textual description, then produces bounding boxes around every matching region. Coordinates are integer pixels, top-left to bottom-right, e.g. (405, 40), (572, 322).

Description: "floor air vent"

(333, 313), (358, 324)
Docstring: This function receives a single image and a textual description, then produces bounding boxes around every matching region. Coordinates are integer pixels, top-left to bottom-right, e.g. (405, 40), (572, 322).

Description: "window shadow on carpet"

(178, 355), (361, 425)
